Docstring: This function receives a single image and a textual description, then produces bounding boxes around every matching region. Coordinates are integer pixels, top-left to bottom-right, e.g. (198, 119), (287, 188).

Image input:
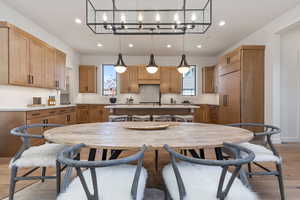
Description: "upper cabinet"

(160, 67), (182, 94)
(202, 65), (216, 93)
(138, 65), (160, 84)
(0, 22), (66, 89)
(119, 66), (139, 93)
(55, 50), (66, 90)
(79, 65), (97, 93)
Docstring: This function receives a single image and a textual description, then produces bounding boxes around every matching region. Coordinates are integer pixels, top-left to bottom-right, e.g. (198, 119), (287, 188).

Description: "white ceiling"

(2, 0), (300, 56)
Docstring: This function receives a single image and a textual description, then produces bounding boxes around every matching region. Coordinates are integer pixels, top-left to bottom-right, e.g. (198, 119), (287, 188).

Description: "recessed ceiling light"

(75, 18), (82, 24)
(197, 44), (202, 49)
(129, 43), (134, 48)
(219, 20), (226, 26)
(97, 43), (103, 47)
(167, 44), (172, 48)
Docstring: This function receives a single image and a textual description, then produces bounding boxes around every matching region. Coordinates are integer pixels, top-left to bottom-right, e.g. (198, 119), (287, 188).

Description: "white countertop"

(0, 104), (76, 112)
(105, 104), (200, 109)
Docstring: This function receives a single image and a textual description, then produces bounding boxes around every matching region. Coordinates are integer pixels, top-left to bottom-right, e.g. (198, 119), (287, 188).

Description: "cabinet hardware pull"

(28, 75), (31, 84)
(31, 76), (34, 84)
(31, 113), (41, 116)
(223, 95), (228, 106)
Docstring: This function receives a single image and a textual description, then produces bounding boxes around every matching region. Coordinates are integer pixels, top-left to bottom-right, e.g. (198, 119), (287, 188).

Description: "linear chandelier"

(86, 0), (212, 35)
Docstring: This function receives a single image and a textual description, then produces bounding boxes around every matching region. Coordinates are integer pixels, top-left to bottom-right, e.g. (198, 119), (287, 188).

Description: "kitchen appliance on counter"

(109, 97), (117, 104)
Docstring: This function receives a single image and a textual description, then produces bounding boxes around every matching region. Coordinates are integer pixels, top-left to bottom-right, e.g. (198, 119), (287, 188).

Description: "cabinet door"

(128, 66), (139, 93)
(218, 71), (241, 124)
(67, 112), (77, 124)
(170, 67), (182, 93)
(29, 39), (44, 87)
(77, 106), (89, 123)
(44, 47), (56, 88)
(79, 66), (97, 93)
(26, 117), (46, 146)
(0, 28), (9, 85)
(119, 69), (130, 93)
(160, 67), (171, 93)
(202, 66), (215, 93)
(9, 28), (30, 86)
(88, 105), (103, 123)
(55, 50), (66, 90)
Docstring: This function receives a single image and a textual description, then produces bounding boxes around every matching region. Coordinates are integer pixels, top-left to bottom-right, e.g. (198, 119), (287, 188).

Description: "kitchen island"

(105, 104), (200, 115)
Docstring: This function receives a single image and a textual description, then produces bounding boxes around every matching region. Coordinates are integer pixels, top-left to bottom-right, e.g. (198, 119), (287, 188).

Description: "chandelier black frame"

(86, 0), (212, 35)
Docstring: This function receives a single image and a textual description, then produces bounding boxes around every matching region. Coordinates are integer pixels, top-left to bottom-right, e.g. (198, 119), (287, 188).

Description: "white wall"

(280, 25), (300, 142)
(0, 1), (80, 107)
(77, 55), (219, 105)
(220, 3), (300, 142)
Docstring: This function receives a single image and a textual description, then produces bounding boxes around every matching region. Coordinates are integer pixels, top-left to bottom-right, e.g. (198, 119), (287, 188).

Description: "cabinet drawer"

(77, 105), (89, 109)
(26, 110), (49, 119)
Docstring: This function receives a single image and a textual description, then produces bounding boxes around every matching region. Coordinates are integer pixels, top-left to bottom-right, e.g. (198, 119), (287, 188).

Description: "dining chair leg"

(276, 163), (285, 200)
(183, 150), (187, 156)
(41, 167), (46, 182)
(88, 148), (97, 161)
(215, 147), (223, 160)
(102, 149), (108, 160)
(248, 163), (252, 178)
(199, 149), (205, 159)
(9, 166), (18, 200)
(56, 161), (61, 195)
(155, 150), (159, 172)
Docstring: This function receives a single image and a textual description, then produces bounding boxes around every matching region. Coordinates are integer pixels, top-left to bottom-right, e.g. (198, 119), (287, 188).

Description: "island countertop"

(105, 104), (200, 109)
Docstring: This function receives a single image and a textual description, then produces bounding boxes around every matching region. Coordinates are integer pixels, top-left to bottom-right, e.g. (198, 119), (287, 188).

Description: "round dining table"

(44, 122), (253, 150)
(44, 122), (254, 187)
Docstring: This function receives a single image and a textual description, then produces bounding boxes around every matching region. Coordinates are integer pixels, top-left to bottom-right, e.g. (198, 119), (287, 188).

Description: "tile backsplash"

(76, 93), (219, 105)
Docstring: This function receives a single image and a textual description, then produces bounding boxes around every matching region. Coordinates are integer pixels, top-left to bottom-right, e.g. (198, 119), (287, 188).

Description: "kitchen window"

(182, 65), (196, 96)
(102, 64), (117, 96)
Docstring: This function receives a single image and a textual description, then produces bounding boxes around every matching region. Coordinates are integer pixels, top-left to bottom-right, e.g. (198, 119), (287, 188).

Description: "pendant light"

(177, 35), (190, 74)
(115, 36), (127, 73)
(146, 54), (158, 74)
(146, 35), (158, 74)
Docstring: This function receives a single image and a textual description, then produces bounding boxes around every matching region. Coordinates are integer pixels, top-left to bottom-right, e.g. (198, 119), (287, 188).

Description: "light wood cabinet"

(44, 47), (56, 88)
(0, 22), (66, 90)
(77, 104), (108, 123)
(29, 39), (44, 87)
(218, 45), (265, 126)
(138, 65), (160, 84)
(119, 66), (139, 93)
(202, 66), (216, 93)
(79, 65), (97, 93)
(160, 67), (182, 94)
(9, 27), (30, 86)
(55, 49), (66, 90)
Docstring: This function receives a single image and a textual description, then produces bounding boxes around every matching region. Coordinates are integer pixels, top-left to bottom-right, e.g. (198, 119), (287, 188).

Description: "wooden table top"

(44, 122), (253, 150)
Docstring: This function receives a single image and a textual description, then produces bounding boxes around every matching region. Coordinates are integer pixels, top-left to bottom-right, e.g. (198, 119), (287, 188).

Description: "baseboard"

(281, 138), (300, 143)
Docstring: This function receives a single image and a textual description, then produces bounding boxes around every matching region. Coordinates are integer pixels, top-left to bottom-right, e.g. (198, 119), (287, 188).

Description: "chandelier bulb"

(120, 14), (126, 23)
(191, 13), (197, 22)
(138, 13), (143, 22)
(103, 13), (108, 22)
(155, 13), (161, 22)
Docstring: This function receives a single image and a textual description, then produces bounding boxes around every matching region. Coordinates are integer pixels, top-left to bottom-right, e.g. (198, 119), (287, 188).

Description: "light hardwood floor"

(0, 143), (300, 199)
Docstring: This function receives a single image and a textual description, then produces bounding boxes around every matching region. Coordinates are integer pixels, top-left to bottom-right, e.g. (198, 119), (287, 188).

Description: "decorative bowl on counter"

(109, 97), (117, 104)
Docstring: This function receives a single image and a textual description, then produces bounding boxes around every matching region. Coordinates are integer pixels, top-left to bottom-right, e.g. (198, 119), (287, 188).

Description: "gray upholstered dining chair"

(9, 124), (67, 200)
(56, 144), (148, 200)
(227, 123), (285, 200)
(162, 143), (257, 200)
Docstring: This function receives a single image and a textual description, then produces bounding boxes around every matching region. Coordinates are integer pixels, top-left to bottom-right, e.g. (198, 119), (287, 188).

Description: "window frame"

(181, 65), (197, 96)
(102, 64), (118, 96)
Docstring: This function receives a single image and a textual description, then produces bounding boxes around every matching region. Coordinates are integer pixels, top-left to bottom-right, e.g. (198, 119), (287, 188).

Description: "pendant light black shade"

(177, 54), (190, 74)
(146, 54), (158, 74)
(115, 53), (127, 73)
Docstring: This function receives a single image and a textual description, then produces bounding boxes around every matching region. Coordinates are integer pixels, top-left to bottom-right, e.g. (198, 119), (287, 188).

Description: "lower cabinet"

(193, 104), (219, 123)
(0, 106), (76, 157)
(77, 104), (108, 123)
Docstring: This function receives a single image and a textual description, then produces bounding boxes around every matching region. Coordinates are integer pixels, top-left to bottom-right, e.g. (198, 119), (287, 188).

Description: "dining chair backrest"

(164, 143), (255, 200)
(10, 124), (64, 162)
(57, 144), (147, 200)
(227, 123), (281, 156)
